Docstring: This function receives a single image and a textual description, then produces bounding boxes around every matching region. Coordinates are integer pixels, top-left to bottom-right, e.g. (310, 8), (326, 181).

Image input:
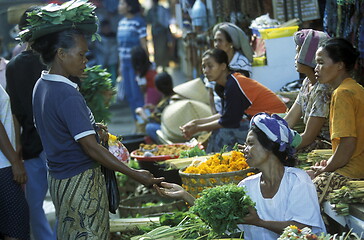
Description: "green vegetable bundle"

(179, 145), (206, 158)
(80, 65), (116, 123)
(328, 185), (364, 215)
(131, 212), (212, 240)
(191, 184), (255, 236)
(19, 0), (99, 42)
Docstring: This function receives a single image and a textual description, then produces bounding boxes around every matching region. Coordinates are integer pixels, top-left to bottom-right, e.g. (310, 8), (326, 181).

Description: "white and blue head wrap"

(250, 113), (302, 155)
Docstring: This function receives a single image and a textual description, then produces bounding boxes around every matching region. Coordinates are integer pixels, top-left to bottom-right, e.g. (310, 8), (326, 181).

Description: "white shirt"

(0, 85), (15, 168)
(237, 167), (326, 240)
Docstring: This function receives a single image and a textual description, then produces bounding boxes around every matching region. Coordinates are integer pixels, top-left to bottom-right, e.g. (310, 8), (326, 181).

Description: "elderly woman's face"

(60, 35), (88, 78)
(214, 30), (233, 54)
(244, 130), (269, 168)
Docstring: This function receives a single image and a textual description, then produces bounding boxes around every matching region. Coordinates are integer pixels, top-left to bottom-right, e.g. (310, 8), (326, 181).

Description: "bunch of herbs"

(191, 184), (255, 236)
(80, 65), (116, 123)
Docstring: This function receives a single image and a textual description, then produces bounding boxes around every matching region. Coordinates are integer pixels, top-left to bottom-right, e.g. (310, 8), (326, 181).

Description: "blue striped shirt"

(117, 15), (147, 61)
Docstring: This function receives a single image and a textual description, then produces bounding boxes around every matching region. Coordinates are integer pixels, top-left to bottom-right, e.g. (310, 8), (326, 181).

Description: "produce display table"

(323, 201), (364, 235)
(110, 217), (160, 233)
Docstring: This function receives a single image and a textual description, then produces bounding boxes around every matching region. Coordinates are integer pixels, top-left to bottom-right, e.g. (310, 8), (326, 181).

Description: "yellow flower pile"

(183, 151), (249, 174)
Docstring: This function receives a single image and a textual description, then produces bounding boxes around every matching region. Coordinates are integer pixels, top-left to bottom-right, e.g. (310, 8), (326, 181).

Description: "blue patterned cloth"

(250, 113), (302, 155)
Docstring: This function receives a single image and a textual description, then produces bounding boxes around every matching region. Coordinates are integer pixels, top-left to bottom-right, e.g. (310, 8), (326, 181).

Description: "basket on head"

(179, 168), (256, 198)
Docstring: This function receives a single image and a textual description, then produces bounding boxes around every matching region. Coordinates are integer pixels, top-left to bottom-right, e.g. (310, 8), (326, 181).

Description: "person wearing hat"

(284, 29), (332, 152)
(155, 113), (326, 239)
(206, 22), (254, 115)
(21, 1), (164, 239)
(6, 6), (56, 240)
(180, 48), (287, 153)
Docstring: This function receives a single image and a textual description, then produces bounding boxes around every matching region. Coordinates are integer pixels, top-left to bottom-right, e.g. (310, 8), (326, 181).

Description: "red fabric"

(144, 69), (162, 105)
(145, 69), (157, 88)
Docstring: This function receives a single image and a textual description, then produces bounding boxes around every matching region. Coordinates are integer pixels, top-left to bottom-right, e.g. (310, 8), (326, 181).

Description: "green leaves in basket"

(20, 0), (100, 41)
(191, 184), (255, 236)
(26, 0), (96, 27)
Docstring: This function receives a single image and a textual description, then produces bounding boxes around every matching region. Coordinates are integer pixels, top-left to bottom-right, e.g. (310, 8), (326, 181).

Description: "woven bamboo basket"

(179, 168), (258, 198)
(118, 194), (187, 218)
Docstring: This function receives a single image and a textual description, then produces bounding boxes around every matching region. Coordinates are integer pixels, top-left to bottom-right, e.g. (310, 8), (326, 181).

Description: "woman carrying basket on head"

(21, 1), (164, 239)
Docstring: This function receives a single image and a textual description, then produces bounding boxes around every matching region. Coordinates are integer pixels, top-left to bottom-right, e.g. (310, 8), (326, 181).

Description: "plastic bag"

(100, 135), (120, 214)
(100, 166), (120, 214)
(108, 134), (130, 163)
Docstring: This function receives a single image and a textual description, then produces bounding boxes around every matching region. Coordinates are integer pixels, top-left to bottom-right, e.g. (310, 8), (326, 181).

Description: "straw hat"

(161, 99), (212, 142)
(173, 78), (210, 105)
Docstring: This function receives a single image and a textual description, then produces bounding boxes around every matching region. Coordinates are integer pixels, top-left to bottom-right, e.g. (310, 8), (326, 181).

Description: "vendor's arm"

(243, 207), (308, 235)
(298, 116), (326, 149)
(284, 102), (302, 128)
(312, 137), (356, 176)
(0, 121), (27, 184)
(154, 182), (196, 206)
(79, 135), (164, 186)
(12, 115), (22, 158)
(180, 114), (221, 139)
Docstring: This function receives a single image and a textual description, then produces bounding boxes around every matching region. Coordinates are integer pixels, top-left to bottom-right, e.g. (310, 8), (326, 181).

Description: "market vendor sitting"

(155, 112), (326, 239)
(308, 38), (364, 203)
(284, 29), (332, 152)
(180, 49), (287, 153)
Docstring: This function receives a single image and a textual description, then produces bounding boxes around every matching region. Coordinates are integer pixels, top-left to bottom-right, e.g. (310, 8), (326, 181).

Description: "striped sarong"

(49, 167), (109, 240)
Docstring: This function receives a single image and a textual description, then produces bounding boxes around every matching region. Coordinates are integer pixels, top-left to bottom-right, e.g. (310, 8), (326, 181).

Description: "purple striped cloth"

(250, 112), (302, 154)
(294, 29), (330, 68)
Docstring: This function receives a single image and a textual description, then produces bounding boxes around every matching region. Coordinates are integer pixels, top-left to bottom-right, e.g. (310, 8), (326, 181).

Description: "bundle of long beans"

(328, 181), (364, 215)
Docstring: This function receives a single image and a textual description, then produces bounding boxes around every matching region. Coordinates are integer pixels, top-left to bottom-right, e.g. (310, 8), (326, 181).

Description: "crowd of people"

(0, 0), (363, 239)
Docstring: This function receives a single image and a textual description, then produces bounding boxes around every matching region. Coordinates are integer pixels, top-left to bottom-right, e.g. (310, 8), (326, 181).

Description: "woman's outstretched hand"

(154, 182), (186, 199)
(154, 182), (196, 206)
(134, 169), (164, 187)
(180, 120), (198, 139)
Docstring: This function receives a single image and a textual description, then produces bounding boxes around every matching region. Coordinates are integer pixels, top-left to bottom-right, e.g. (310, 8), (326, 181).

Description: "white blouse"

(237, 167), (326, 240)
